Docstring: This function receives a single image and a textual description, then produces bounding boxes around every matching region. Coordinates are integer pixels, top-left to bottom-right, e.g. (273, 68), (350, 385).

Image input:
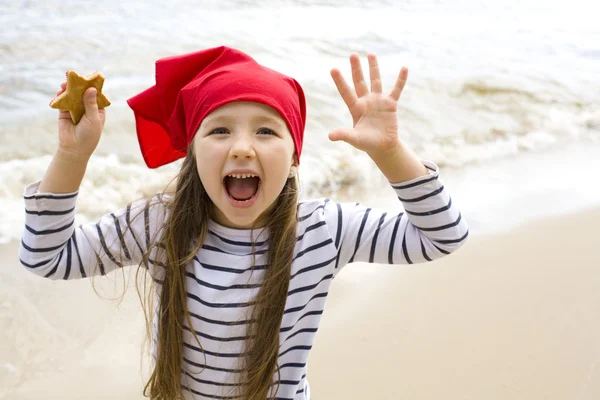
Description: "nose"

(228, 134), (256, 160)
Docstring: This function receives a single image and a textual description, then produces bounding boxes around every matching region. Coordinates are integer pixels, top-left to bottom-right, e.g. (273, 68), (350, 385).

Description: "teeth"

(227, 173), (257, 179)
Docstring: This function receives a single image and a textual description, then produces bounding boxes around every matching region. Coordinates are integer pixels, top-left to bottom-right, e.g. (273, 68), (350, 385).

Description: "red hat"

(126, 46), (306, 169)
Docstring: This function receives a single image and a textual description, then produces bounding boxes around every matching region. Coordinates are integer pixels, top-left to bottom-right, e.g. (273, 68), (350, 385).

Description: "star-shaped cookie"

(50, 70), (111, 124)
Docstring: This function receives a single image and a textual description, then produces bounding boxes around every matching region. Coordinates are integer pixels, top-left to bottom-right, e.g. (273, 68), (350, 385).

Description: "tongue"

(226, 177), (259, 200)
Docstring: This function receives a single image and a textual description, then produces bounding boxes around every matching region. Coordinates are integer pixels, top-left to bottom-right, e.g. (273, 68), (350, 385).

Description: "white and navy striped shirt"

(19, 161), (468, 400)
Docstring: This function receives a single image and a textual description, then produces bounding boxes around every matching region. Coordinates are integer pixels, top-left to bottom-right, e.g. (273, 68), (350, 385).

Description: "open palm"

(329, 53), (408, 157)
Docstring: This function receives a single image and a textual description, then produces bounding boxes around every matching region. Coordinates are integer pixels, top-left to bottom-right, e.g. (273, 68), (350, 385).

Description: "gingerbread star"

(50, 70), (111, 124)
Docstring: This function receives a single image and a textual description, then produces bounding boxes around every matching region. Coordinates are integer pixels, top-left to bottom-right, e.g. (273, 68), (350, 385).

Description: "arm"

(326, 54), (468, 271)
(19, 182), (166, 280)
(327, 160), (467, 273)
(39, 83), (105, 194)
(20, 80), (165, 279)
(37, 148), (90, 194)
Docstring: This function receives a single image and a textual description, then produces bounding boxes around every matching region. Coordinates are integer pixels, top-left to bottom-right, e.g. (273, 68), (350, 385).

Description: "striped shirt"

(19, 161), (468, 399)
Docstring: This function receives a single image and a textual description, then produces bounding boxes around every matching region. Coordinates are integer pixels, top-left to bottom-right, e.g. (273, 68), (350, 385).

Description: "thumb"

(328, 127), (354, 144)
(83, 87), (99, 119)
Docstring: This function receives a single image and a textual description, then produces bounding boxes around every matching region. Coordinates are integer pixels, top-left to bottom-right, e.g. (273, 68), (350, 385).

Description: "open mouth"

(223, 174), (261, 203)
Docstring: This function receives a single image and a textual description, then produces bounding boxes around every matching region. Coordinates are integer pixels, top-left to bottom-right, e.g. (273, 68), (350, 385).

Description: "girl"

(19, 46), (468, 400)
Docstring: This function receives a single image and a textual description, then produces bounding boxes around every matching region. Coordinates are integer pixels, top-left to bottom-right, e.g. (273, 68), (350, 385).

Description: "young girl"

(19, 46), (468, 400)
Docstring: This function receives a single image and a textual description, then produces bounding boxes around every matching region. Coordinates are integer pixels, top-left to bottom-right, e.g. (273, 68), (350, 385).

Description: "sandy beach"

(310, 207), (600, 400)
(1, 207), (599, 400)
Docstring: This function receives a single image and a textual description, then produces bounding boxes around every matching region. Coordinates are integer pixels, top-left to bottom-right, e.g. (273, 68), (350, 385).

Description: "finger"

(58, 110), (72, 120)
(368, 53), (383, 93)
(55, 82), (67, 97)
(350, 53), (369, 97)
(83, 87), (99, 121)
(328, 127), (355, 145)
(389, 67), (409, 101)
(330, 68), (358, 110)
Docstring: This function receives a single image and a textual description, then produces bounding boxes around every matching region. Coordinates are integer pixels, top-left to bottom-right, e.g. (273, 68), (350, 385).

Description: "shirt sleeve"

(19, 181), (167, 280)
(325, 161), (469, 274)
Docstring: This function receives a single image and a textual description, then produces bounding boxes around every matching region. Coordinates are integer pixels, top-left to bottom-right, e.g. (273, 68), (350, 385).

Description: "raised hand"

(329, 53), (408, 159)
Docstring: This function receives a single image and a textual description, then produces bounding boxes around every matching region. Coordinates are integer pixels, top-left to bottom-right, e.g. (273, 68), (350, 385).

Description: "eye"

(257, 127), (276, 136)
(210, 127), (229, 135)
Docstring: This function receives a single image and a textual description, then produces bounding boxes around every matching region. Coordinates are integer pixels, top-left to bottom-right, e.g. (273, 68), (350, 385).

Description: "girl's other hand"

(56, 81), (106, 161)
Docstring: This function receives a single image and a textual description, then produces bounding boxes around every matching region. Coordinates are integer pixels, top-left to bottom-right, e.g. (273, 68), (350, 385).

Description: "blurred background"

(1, 1), (599, 399)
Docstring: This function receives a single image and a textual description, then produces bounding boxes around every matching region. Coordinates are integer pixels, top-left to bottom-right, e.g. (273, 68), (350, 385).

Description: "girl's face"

(193, 101), (297, 229)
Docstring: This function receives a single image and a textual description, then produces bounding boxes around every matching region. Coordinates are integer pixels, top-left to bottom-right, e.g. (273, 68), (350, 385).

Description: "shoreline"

(3, 140), (600, 245)
(360, 140), (600, 236)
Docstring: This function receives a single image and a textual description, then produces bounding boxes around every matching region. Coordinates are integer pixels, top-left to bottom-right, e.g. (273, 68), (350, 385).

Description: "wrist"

(369, 140), (428, 183)
(38, 148), (89, 194)
(55, 146), (92, 164)
(367, 140), (402, 164)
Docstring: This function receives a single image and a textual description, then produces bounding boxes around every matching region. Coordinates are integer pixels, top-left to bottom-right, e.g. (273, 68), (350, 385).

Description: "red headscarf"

(127, 46), (306, 169)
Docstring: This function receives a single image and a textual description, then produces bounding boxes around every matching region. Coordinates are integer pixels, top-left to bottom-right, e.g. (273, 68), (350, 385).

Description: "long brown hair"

(140, 148), (299, 399)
